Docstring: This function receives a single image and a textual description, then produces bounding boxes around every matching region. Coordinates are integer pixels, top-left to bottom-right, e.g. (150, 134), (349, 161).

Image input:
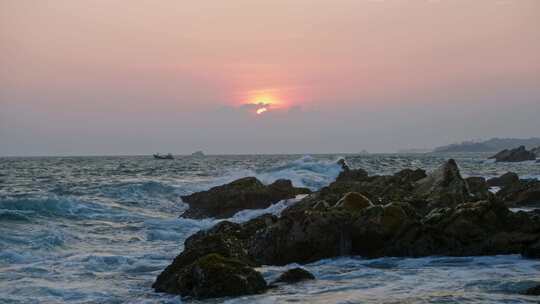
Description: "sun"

(250, 94), (283, 115)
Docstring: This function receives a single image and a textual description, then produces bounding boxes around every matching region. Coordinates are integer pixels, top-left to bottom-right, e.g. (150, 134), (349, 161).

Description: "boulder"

(153, 217), (274, 294)
(496, 179), (540, 207)
(334, 192), (373, 211)
(271, 268), (315, 285)
(489, 146), (536, 162)
(169, 253), (267, 299)
(414, 159), (470, 209)
(181, 177), (311, 219)
(487, 172), (520, 188)
(465, 177), (490, 201)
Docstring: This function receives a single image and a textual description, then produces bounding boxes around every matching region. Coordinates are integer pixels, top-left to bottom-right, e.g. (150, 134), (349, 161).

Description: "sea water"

(0, 153), (539, 303)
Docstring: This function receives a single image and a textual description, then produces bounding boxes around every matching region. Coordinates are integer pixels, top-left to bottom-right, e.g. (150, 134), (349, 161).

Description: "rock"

(271, 268), (315, 285)
(487, 172), (520, 188)
(489, 146), (536, 162)
(522, 239), (540, 258)
(319, 168), (426, 207)
(165, 253), (267, 299)
(525, 284), (540, 295)
(153, 218), (274, 294)
(335, 192), (373, 211)
(180, 177), (311, 219)
(336, 168), (369, 183)
(496, 179), (540, 207)
(465, 177), (490, 201)
(337, 158), (350, 171)
(350, 202), (418, 257)
(414, 159), (470, 209)
(392, 199), (540, 256)
(155, 160), (540, 297)
(335, 157), (371, 183)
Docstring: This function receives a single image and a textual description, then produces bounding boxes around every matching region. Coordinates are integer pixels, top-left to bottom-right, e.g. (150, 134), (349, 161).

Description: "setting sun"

(256, 107), (268, 115)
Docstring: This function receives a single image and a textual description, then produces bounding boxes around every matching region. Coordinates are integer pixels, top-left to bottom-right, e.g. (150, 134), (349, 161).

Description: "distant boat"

(191, 151), (205, 157)
(153, 153), (174, 160)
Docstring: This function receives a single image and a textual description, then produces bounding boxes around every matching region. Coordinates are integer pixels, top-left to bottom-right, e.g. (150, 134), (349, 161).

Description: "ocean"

(1, 154), (539, 303)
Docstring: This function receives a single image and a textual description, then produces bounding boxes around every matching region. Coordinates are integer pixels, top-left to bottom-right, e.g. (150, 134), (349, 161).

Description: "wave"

(230, 195), (307, 223)
(0, 196), (136, 221)
(204, 155), (342, 192)
(255, 155), (343, 190)
(99, 181), (184, 205)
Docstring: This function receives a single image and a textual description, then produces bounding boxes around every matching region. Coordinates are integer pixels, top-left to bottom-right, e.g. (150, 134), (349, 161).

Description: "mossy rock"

(335, 192), (373, 211)
(177, 253), (267, 299)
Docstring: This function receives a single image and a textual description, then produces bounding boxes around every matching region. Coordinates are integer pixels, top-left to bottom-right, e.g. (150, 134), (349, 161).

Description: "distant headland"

(431, 137), (540, 153)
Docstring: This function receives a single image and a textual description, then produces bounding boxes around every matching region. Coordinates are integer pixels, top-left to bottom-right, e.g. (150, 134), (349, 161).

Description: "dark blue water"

(1, 154), (539, 303)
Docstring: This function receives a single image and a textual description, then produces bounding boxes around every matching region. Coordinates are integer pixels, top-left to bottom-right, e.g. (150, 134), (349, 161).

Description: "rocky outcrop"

(489, 146), (536, 162)
(414, 159), (470, 209)
(487, 172), (520, 188)
(334, 192), (373, 211)
(180, 177), (311, 219)
(465, 177), (490, 201)
(335, 159), (369, 182)
(532, 146), (540, 157)
(155, 160), (540, 299)
(153, 253), (266, 299)
(271, 268), (315, 285)
(496, 179), (540, 207)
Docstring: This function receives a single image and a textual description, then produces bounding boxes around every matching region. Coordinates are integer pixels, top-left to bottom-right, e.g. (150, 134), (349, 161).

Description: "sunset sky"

(1, 0), (539, 155)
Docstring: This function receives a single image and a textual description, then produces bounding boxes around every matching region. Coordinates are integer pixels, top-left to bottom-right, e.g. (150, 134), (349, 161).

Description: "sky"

(1, 0), (539, 156)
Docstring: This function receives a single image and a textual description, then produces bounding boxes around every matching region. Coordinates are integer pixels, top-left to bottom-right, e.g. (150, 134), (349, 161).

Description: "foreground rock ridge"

(154, 159), (540, 299)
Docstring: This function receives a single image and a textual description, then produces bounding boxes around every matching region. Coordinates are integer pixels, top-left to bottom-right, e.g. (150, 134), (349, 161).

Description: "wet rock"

(181, 177), (311, 219)
(414, 159), (470, 209)
(165, 253), (267, 299)
(489, 146), (536, 163)
(336, 168), (369, 182)
(271, 268), (315, 285)
(496, 179), (540, 207)
(156, 160), (540, 298)
(153, 217), (274, 294)
(465, 177), (490, 201)
(487, 172), (520, 188)
(248, 209), (354, 265)
(319, 168), (426, 207)
(391, 199), (540, 256)
(334, 192), (373, 211)
(350, 202), (418, 257)
(337, 158), (350, 171)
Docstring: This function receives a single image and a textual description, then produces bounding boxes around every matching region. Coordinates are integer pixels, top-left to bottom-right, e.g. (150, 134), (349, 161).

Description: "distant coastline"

(431, 137), (540, 153)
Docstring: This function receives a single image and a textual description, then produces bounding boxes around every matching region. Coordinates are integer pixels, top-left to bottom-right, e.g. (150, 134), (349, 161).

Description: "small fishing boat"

(153, 153), (174, 160)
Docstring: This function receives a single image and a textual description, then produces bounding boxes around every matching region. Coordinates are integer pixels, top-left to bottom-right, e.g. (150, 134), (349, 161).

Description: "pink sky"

(1, 0), (539, 155)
